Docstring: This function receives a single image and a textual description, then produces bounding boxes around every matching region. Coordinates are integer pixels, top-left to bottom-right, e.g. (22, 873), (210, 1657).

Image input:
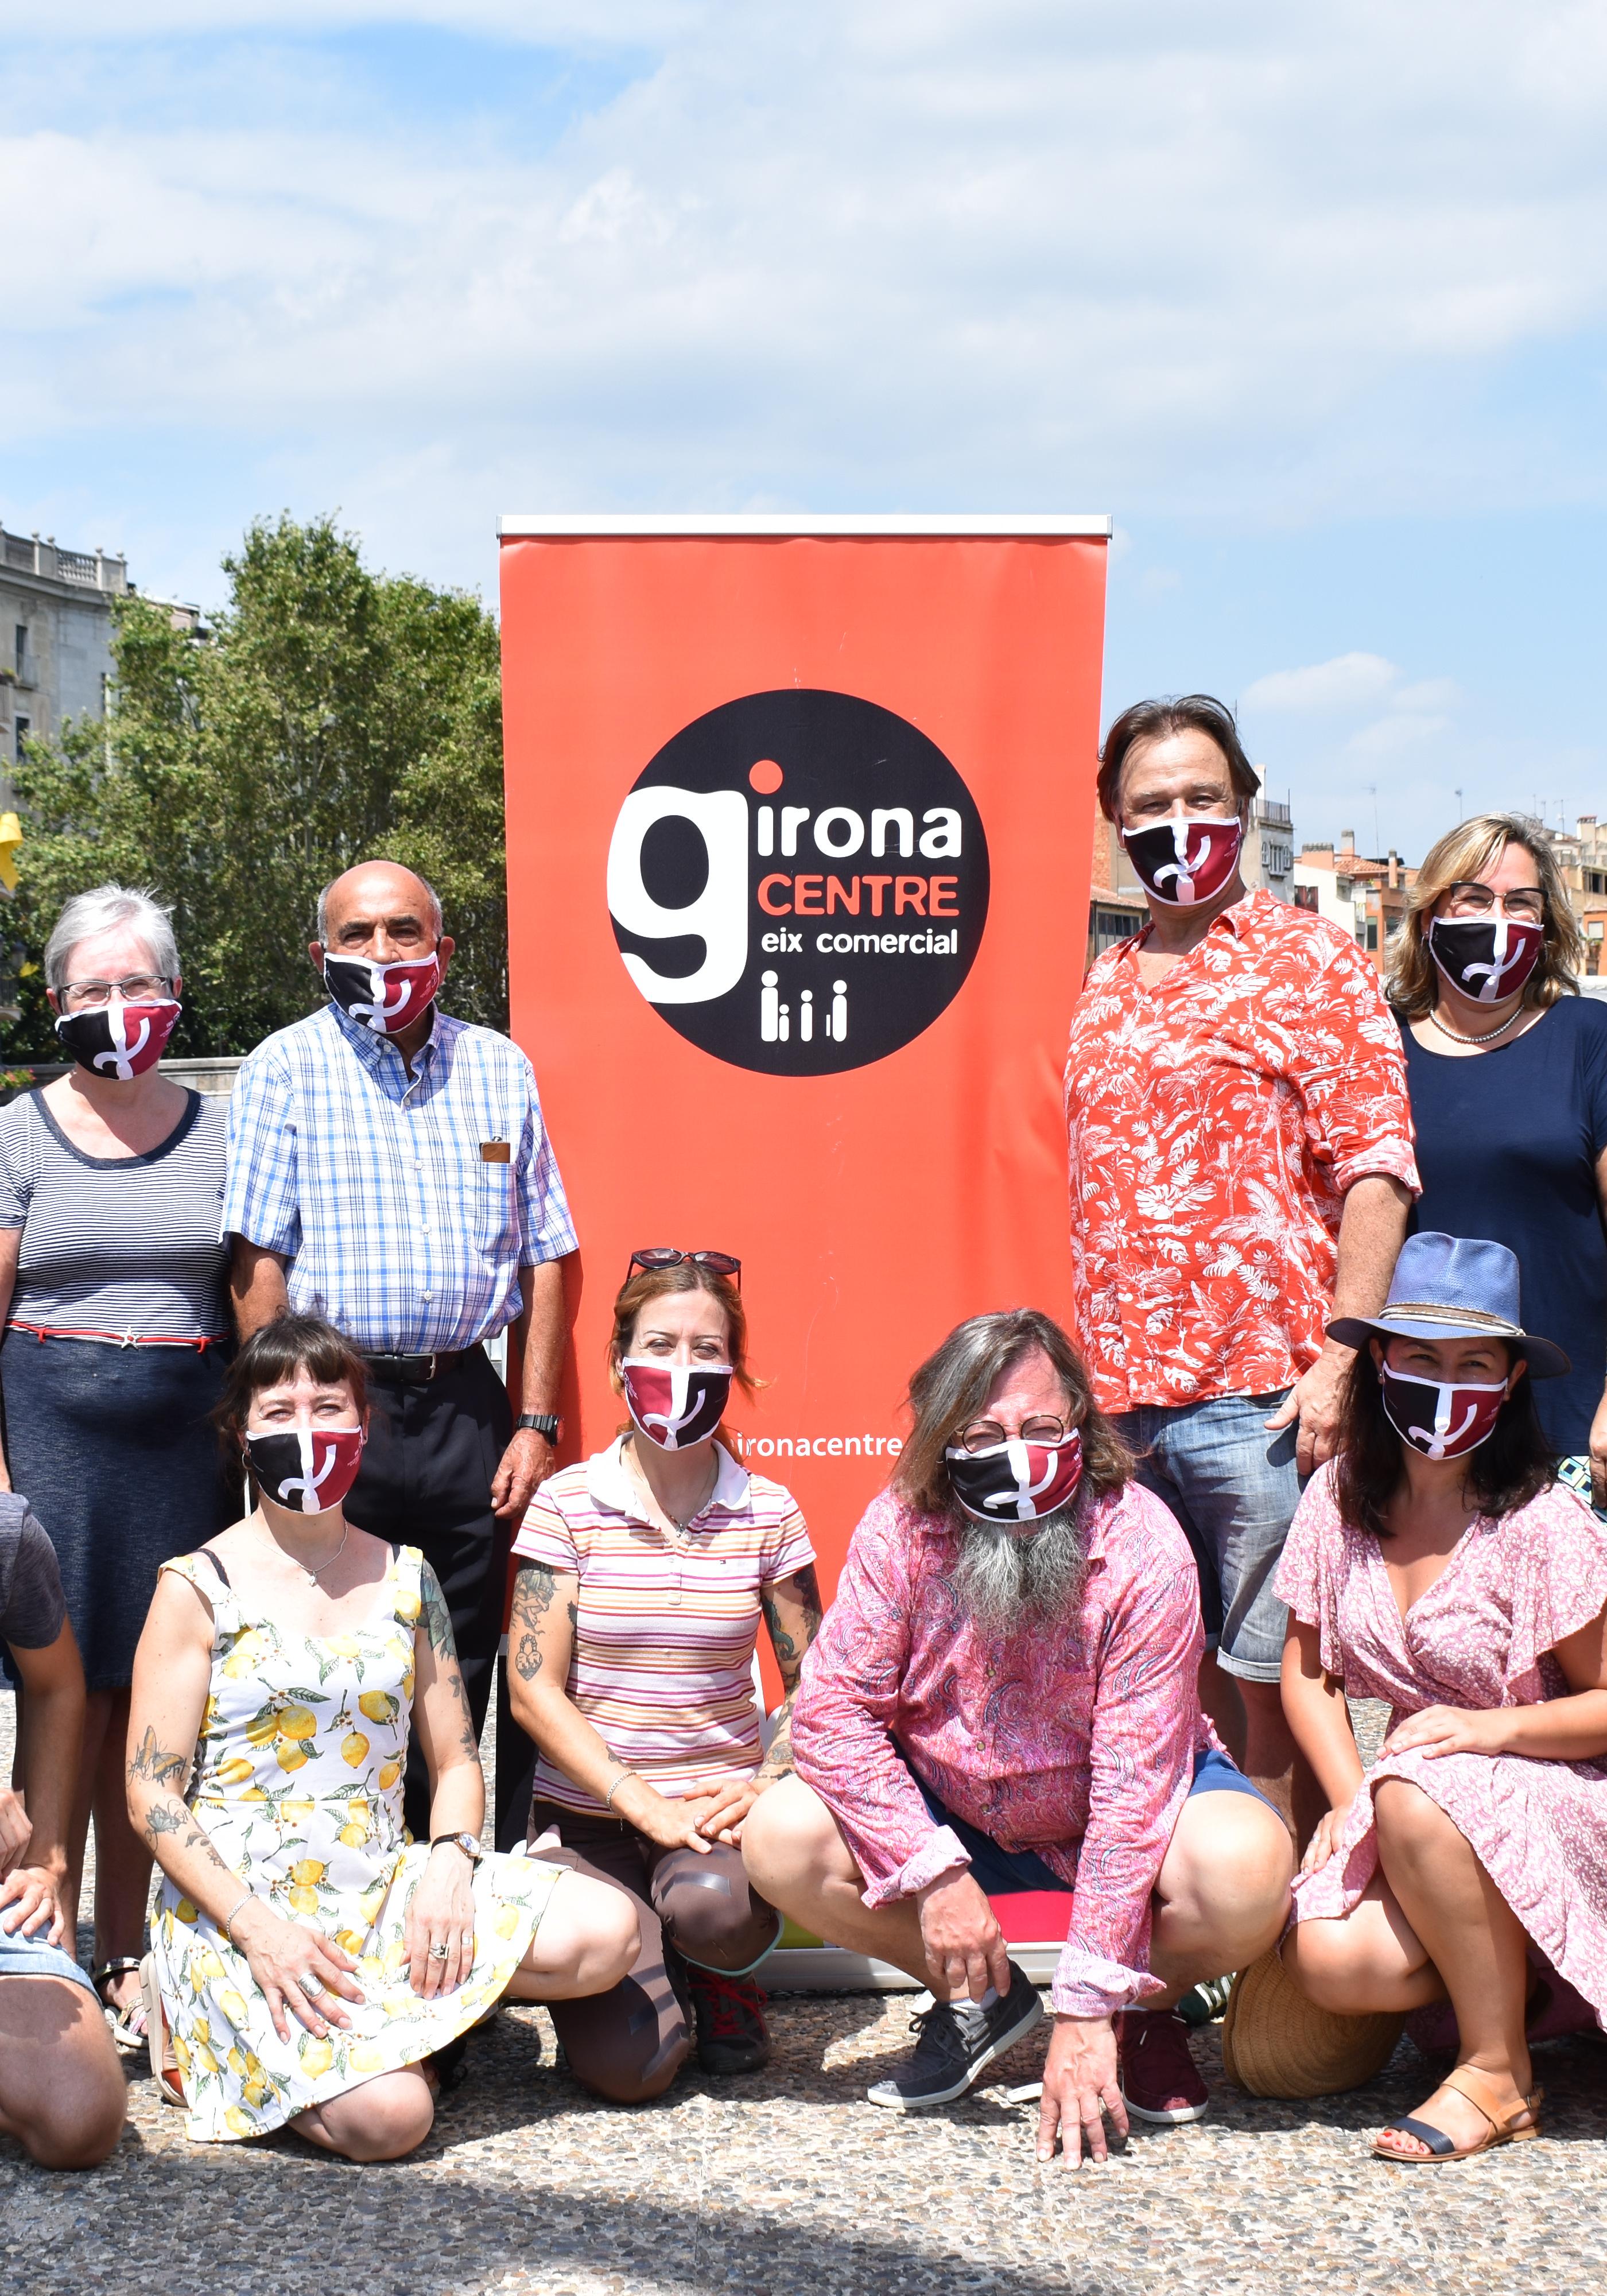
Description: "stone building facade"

(0, 523), (129, 790)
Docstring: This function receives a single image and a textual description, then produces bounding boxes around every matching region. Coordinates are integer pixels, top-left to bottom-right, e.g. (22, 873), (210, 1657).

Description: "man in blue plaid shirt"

(223, 859), (577, 1844)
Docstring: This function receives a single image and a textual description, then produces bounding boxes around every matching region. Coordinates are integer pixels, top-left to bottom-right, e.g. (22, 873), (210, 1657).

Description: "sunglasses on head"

(626, 1247), (743, 1290)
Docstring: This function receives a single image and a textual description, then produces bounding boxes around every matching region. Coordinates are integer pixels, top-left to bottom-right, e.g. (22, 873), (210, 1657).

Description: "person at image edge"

(1063, 695), (1419, 1832)
(222, 861), (576, 1847)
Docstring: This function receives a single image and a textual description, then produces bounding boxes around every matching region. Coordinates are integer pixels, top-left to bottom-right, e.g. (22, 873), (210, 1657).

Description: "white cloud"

(6, 1), (1607, 612)
(1345, 711), (1453, 759)
(1243, 653), (1400, 712)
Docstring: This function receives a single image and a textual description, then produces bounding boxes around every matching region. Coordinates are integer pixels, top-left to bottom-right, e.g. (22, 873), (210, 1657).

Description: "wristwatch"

(516, 1413), (562, 1441)
(429, 1830), (484, 1865)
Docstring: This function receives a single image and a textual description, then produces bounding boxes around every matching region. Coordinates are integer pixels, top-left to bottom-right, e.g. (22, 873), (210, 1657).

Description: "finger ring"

(296, 1971), (325, 1998)
(430, 1941), (450, 1959)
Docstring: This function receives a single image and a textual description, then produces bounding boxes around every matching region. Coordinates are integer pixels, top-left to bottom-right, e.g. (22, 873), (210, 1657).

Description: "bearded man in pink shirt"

(743, 1309), (1292, 2165)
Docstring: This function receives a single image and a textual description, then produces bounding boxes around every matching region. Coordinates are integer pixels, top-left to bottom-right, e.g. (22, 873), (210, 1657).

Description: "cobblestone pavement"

(6, 1695), (1607, 2295)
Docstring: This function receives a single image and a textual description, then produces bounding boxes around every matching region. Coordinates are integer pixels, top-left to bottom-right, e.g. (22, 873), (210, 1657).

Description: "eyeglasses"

(626, 1247), (743, 1290)
(1442, 882), (1545, 925)
(61, 972), (172, 1010)
(955, 1413), (1070, 1455)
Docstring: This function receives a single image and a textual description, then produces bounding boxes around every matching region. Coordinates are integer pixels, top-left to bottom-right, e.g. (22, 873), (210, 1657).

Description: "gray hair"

(315, 866), (443, 945)
(44, 885), (180, 992)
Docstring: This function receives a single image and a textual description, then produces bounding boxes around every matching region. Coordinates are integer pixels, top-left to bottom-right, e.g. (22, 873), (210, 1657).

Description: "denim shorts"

(0, 1919), (96, 1995)
(1112, 1391), (1300, 1685)
(912, 1747), (1274, 1896)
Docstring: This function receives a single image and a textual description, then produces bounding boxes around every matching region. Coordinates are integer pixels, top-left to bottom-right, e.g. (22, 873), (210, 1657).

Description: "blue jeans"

(0, 1921), (95, 1994)
(1112, 1391), (1299, 1685)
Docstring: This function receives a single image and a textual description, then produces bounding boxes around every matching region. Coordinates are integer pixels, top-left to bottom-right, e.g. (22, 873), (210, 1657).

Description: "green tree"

(7, 513), (510, 1057)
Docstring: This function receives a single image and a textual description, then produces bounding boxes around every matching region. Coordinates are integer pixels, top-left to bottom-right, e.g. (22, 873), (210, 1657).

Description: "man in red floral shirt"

(1065, 695), (1418, 1826)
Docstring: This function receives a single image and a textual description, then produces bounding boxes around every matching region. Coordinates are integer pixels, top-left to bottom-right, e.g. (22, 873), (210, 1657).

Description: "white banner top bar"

(498, 513), (1112, 538)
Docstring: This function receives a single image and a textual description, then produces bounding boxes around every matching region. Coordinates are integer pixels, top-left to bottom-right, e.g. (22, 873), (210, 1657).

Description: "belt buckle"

(422, 1351), (437, 1382)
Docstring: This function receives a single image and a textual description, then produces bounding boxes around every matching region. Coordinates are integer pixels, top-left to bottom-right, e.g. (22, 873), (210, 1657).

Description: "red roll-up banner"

(499, 515), (1108, 1692)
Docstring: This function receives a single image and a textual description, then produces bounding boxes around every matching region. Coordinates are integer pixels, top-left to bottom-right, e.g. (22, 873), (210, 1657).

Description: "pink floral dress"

(1278, 1467), (1607, 2020)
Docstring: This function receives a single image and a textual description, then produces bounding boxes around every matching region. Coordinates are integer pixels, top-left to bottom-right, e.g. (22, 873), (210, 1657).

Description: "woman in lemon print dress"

(125, 1314), (638, 2159)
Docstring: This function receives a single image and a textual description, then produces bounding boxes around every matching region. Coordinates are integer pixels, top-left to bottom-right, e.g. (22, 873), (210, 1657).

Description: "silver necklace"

(630, 1446), (717, 1534)
(1429, 1000), (1528, 1046)
(257, 1514), (350, 1584)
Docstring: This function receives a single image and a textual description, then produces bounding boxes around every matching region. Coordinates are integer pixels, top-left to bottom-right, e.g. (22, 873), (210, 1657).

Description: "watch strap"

(517, 1412), (561, 1440)
(429, 1830), (483, 1863)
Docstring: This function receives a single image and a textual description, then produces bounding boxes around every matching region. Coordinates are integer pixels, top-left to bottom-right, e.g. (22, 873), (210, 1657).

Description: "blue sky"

(5, 1), (1606, 858)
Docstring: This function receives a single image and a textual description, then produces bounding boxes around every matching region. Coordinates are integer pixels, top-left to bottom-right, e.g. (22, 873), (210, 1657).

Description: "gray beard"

(948, 1507), (1089, 1634)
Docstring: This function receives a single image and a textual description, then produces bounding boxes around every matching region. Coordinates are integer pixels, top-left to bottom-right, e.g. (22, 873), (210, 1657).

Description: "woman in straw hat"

(1252, 1234), (1607, 2162)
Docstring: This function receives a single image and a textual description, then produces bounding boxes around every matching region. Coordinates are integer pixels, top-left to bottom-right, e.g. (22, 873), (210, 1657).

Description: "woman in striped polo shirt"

(507, 1247), (821, 2100)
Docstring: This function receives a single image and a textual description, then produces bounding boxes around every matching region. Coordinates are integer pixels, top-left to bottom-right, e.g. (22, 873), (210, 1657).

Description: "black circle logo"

(607, 688), (990, 1076)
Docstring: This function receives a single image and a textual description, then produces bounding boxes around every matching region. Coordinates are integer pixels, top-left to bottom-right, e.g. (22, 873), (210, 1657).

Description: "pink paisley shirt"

(1064, 889), (1419, 1413)
(791, 1482), (1214, 2018)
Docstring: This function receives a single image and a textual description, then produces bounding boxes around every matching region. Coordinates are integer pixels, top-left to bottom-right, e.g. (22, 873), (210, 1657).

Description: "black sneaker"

(686, 1964), (771, 2074)
(867, 1963), (1044, 2110)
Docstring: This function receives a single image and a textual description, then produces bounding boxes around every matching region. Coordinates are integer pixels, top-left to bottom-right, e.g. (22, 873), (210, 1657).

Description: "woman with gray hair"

(1389, 813), (1607, 1498)
(0, 884), (236, 2052)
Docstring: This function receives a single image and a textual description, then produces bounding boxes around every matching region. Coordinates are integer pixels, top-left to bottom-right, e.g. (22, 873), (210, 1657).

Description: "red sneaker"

(686, 1965), (771, 2075)
(1117, 2008), (1209, 2124)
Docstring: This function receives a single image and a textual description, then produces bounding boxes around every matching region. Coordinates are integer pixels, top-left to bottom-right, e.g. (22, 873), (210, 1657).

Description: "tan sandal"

(1373, 2062), (1543, 2164)
(139, 1953), (185, 2109)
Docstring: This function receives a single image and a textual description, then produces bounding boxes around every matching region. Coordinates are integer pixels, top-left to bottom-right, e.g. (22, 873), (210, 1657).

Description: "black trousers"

(345, 1348), (518, 1844)
(529, 1799), (782, 2104)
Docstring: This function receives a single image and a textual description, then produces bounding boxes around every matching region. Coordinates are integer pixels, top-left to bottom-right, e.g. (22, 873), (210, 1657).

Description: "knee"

(1170, 1799), (1293, 1945)
(1373, 1777), (1442, 1847)
(324, 2077), (435, 2163)
(25, 2058), (126, 2171)
(581, 1890), (642, 1994)
(741, 1776), (832, 1898)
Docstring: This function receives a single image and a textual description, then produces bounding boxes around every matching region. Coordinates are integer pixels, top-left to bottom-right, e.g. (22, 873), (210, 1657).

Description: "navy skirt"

(0, 1331), (240, 1692)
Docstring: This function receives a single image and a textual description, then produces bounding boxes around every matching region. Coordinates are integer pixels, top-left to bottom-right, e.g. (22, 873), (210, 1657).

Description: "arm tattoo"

(127, 1727), (191, 1793)
(509, 1563), (560, 1685)
(756, 1694), (797, 1783)
(419, 1564), (458, 1659)
(761, 1564), (823, 1685)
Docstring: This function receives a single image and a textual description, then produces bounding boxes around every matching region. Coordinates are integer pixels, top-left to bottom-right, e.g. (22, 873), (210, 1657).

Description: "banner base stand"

(763, 1942), (1061, 1993)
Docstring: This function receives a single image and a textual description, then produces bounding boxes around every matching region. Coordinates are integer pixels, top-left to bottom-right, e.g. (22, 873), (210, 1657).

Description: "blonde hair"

(1388, 812), (1583, 1019)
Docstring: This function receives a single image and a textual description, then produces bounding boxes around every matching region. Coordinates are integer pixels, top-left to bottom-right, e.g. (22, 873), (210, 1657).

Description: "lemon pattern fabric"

(152, 1543), (561, 2143)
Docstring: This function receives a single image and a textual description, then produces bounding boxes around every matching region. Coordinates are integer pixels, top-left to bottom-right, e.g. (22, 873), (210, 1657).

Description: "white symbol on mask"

(1151, 824), (1218, 905)
(639, 1371), (709, 1449)
(981, 1440), (1062, 1520)
(92, 1008), (152, 1080)
(348, 969), (414, 1032)
(1406, 1403), (1478, 1460)
(1461, 918), (1531, 1003)
(277, 1437), (341, 1512)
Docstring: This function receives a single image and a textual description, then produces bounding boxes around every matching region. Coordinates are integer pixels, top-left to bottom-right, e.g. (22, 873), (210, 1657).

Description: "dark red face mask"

(1427, 914), (1543, 1006)
(324, 952), (441, 1035)
(1379, 1366), (1508, 1461)
(944, 1430), (1084, 1524)
(1119, 816), (1243, 907)
(246, 1426), (366, 1513)
(621, 1359), (732, 1450)
(55, 998), (181, 1080)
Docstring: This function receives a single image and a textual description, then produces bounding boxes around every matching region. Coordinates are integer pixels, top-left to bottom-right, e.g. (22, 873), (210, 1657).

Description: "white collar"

(586, 1434), (751, 1521)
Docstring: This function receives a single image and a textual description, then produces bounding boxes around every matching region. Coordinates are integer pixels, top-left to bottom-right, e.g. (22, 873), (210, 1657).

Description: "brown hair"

(893, 1307), (1130, 1517)
(1389, 811), (1582, 1019)
(1333, 1340), (1554, 1539)
(1096, 693), (1260, 825)
(607, 1260), (760, 1406)
(215, 1313), (369, 1449)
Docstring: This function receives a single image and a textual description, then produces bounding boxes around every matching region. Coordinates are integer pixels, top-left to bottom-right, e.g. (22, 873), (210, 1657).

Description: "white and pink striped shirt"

(511, 1439), (816, 1813)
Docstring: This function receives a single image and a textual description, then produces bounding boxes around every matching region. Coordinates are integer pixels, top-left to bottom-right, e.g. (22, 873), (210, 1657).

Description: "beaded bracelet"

(221, 1890), (253, 1945)
(604, 1769), (638, 1812)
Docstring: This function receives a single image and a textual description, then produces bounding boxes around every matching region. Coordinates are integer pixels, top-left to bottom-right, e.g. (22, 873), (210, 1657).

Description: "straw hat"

(1220, 1948), (1406, 2099)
